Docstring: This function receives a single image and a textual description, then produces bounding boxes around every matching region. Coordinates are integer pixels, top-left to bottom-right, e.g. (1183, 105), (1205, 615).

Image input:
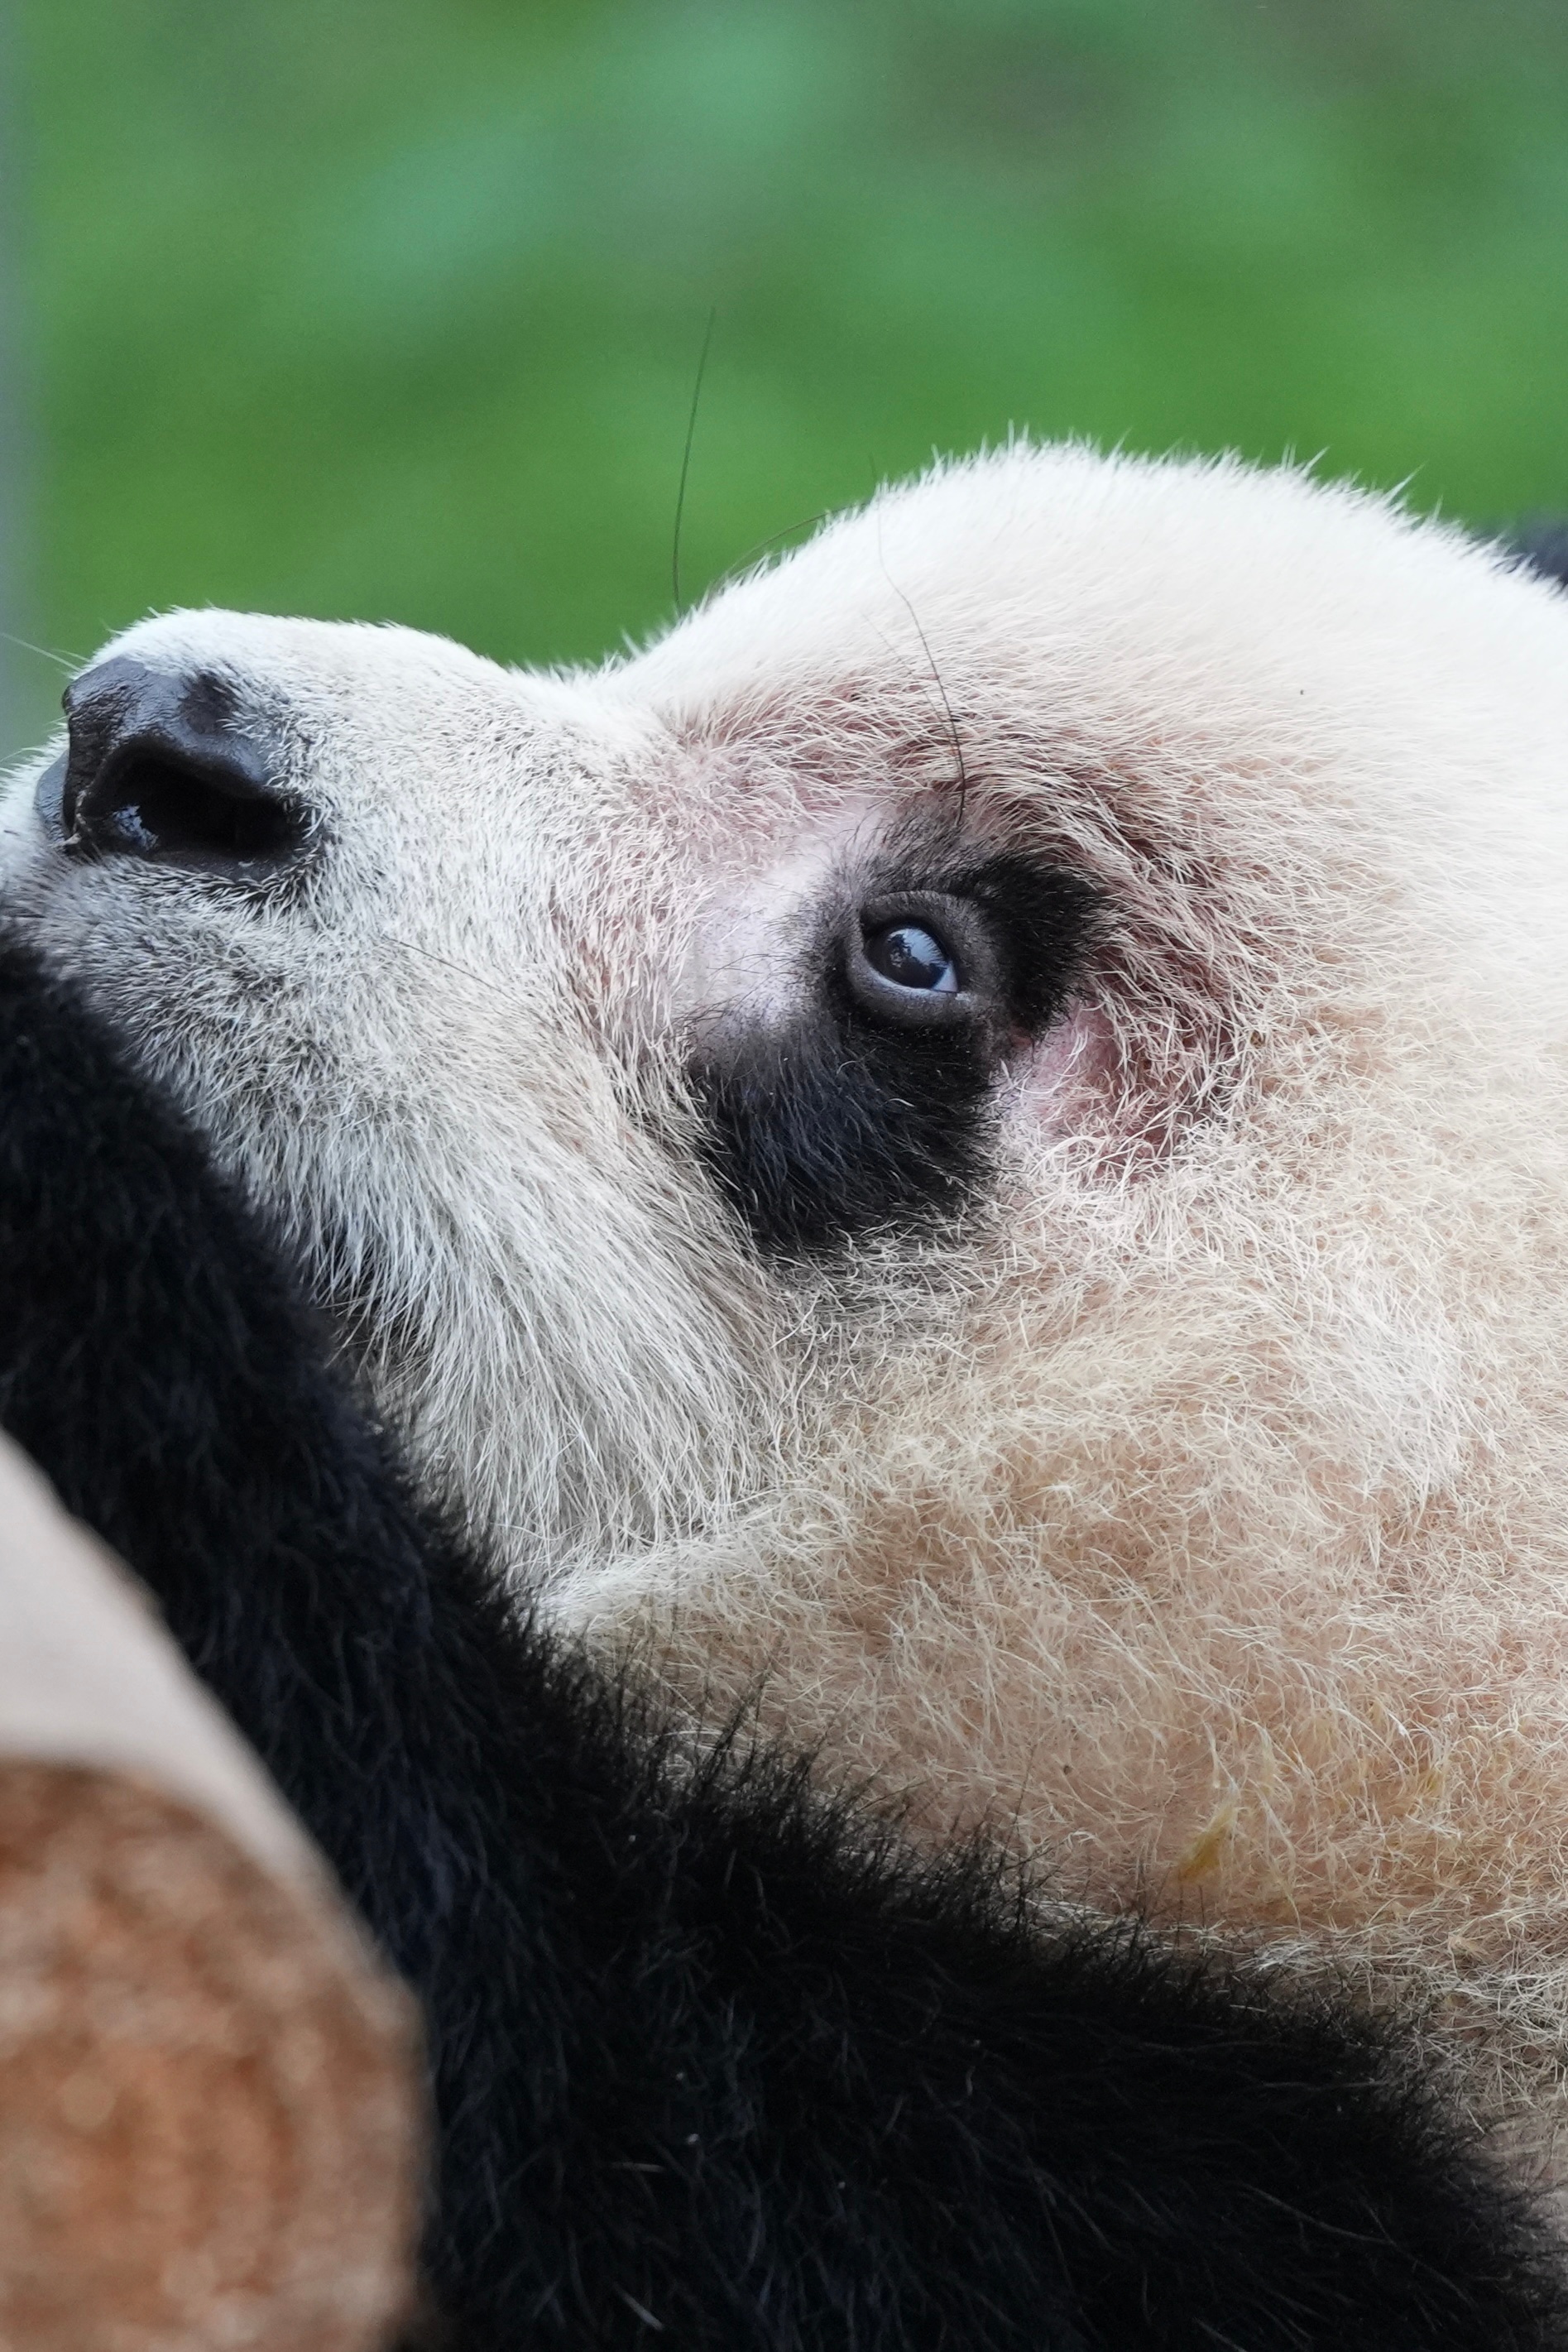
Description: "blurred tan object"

(0, 1432), (423, 2352)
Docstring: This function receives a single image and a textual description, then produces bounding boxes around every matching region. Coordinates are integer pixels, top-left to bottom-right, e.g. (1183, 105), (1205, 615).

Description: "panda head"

(7, 442), (1568, 1970)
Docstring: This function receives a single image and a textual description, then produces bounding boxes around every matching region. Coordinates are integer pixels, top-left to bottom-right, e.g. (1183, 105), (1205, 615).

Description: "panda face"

(7, 447), (1568, 2121)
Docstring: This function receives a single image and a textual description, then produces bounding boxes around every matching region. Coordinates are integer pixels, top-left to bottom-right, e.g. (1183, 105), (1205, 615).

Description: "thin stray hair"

(672, 308), (718, 621)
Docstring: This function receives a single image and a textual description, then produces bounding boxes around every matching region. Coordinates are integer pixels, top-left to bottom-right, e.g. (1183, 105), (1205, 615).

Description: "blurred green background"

(7, 0), (1568, 754)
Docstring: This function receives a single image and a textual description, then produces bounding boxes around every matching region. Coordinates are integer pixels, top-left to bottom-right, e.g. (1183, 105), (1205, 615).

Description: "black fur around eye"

(692, 851), (1100, 1259)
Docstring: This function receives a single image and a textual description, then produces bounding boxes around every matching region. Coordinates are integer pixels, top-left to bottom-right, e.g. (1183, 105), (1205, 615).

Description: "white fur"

(8, 443), (1568, 2168)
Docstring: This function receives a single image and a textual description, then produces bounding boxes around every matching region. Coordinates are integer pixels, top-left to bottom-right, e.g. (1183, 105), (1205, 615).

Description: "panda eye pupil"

(863, 921), (960, 995)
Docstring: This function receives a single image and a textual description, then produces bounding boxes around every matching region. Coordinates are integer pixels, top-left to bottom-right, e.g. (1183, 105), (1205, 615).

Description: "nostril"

(43, 655), (311, 879)
(78, 742), (307, 870)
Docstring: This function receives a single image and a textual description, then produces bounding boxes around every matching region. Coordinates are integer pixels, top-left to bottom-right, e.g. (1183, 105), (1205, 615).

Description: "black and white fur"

(7, 439), (1568, 2271)
(0, 938), (1561, 2347)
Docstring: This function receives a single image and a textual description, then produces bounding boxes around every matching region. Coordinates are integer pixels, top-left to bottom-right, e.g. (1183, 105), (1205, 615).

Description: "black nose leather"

(38, 655), (307, 875)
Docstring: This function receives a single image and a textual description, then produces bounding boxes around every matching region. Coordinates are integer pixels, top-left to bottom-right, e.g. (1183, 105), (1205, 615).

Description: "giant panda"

(2, 934), (1560, 2347)
(6, 439), (1568, 2196)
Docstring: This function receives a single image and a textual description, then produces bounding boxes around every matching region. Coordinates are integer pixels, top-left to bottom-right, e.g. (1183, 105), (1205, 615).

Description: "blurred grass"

(16, 0), (1568, 729)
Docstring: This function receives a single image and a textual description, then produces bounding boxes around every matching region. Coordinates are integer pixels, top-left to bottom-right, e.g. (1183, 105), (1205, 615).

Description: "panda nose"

(37, 655), (309, 875)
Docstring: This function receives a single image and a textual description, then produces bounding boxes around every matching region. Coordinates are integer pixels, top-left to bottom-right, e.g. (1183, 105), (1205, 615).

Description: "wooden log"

(0, 1433), (423, 2352)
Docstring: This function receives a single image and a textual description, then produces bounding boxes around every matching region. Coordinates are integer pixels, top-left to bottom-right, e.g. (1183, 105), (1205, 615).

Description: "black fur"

(0, 935), (1561, 2350)
(693, 845), (1097, 1257)
(693, 1008), (996, 1255)
(1508, 518), (1568, 592)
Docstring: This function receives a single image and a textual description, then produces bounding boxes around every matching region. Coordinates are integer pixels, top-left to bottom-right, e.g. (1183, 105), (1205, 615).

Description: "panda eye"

(842, 892), (1000, 1033)
(862, 920), (960, 995)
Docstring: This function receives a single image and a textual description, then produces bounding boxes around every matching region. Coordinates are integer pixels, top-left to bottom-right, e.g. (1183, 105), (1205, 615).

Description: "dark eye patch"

(952, 851), (1102, 1034)
(689, 844), (1099, 1260)
(692, 1010), (997, 1258)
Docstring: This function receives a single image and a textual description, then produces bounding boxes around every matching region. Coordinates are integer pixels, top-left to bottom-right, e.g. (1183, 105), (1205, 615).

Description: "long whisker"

(873, 526), (971, 822)
(0, 628), (87, 674)
(372, 929), (537, 1023)
(711, 508), (835, 591)
(671, 307), (717, 620)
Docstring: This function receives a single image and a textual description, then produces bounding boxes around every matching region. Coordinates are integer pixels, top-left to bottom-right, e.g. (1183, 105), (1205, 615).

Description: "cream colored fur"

(7, 444), (1568, 2169)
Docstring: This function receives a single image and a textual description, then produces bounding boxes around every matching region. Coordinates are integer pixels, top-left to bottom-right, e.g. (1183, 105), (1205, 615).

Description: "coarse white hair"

(7, 442), (1568, 2177)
